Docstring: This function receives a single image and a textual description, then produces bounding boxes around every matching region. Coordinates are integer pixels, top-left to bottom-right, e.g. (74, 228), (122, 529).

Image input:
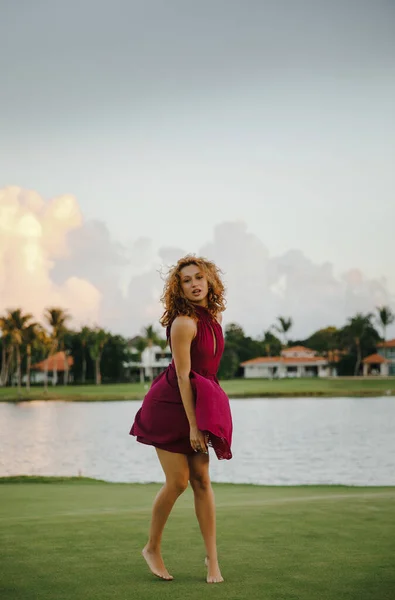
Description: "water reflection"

(0, 398), (394, 485)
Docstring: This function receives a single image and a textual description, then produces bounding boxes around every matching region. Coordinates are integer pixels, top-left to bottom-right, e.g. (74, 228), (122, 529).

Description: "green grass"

(0, 377), (394, 402)
(0, 478), (394, 600)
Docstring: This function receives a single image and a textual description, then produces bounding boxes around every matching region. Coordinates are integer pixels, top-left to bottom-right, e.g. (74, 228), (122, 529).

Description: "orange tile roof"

(377, 339), (395, 348)
(362, 353), (389, 365)
(282, 346), (315, 353)
(241, 356), (327, 366)
(33, 351), (74, 372)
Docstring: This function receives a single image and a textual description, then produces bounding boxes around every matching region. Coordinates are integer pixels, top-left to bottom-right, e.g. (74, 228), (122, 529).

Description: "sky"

(1, 0), (395, 339)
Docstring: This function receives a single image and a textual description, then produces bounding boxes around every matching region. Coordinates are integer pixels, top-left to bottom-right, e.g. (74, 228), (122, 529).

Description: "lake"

(0, 397), (394, 486)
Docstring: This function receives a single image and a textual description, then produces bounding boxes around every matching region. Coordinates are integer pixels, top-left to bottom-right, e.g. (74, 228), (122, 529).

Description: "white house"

(123, 341), (172, 382)
(241, 346), (337, 379)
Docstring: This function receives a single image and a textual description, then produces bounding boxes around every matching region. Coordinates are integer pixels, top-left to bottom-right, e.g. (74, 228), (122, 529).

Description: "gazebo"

(362, 353), (389, 376)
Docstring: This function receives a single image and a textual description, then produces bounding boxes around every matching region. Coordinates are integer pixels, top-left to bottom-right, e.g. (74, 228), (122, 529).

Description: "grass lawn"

(0, 478), (394, 600)
(0, 377), (394, 402)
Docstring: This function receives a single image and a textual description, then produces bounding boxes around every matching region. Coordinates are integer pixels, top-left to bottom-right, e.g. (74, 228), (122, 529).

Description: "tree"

(44, 308), (70, 385)
(101, 334), (129, 382)
(1, 309), (34, 392)
(141, 325), (162, 348)
(35, 328), (53, 391)
(217, 345), (239, 379)
(23, 323), (41, 391)
(61, 329), (74, 385)
(340, 313), (378, 376)
(0, 315), (14, 387)
(224, 323), (265, 373)
(79, 326), (91, 384)
(376, 306), (395, 358)
(261, 330), (282, 357)
(225, 323), (246, 345)
(88, 328), (109, 385)
(273, 316), (293, 346)
(304, 327), (339, 356)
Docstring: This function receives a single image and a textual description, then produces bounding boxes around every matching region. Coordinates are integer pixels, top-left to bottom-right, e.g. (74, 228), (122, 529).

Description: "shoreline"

(1, 390), (394, 403)
(1, 377), (394, 402)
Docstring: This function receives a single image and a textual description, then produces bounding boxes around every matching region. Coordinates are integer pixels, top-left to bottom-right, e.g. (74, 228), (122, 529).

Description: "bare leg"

(188, 452), (224, 583)
(142, 449), (189, 580)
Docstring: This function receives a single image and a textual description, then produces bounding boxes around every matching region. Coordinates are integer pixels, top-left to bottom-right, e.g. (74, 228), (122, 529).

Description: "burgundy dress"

(130, 305), (233, 460)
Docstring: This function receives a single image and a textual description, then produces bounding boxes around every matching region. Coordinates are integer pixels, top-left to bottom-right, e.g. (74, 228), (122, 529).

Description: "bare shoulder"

(216, 312), (223, 325)
(171, 315), (197, 340)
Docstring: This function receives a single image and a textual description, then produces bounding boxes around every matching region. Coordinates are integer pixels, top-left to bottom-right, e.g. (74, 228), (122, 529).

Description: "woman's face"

(179, 264), (209, 306)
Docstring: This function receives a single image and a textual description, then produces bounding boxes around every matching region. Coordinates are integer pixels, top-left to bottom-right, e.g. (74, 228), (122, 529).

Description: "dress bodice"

(167, 305), (224, 379)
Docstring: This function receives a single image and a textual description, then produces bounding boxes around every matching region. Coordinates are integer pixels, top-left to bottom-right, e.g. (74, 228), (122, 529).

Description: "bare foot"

(205, 556), (224, 584)
(142, 546), (173, 581)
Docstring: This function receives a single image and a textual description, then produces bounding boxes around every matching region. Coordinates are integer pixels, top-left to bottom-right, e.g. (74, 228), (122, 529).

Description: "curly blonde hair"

(160, 255), (226, 328)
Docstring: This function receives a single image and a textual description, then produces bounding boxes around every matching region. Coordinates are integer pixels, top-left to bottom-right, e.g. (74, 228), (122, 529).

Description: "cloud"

(200, 223), (394, 337)
(0, 186), (101, 327)
(1, 187), (394, 339)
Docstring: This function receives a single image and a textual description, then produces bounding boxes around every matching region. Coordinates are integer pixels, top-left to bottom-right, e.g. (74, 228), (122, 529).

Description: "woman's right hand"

(190, 426), (208, 453)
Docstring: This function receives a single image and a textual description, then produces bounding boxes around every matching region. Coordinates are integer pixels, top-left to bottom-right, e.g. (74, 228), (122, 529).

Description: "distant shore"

(0, 377), (394, 402)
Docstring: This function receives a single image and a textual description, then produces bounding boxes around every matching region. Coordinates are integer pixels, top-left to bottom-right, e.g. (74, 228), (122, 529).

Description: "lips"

(192, 289), (202, 295)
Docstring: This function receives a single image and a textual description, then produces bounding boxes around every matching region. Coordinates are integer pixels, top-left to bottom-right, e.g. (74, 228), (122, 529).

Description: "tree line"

(0, 305), (394, 390)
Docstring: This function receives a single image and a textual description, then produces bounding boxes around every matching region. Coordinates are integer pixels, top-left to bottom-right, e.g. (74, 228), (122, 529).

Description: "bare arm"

(170, 316), (208, 452)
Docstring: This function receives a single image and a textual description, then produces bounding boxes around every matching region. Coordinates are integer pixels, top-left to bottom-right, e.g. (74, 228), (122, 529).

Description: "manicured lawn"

(0, 377), (394, 402)
(0, 478), (394, 600)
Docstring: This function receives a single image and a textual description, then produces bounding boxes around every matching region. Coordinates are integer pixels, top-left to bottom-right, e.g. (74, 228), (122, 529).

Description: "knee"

(190, 472), (211, 493)
(167, 474), (189, 496)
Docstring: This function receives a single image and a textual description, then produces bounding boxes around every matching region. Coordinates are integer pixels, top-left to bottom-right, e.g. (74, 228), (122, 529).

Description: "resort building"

(240, 346), (337, 379)
(362, 339), (395, 376)
(123, 341), (172, 382)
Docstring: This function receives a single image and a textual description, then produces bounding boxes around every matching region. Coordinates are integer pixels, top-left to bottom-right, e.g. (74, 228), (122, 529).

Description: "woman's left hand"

(190, 426), (208, 453)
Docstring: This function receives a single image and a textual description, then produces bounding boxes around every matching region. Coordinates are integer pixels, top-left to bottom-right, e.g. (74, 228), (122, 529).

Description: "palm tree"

(23, 323), (40, 391)
(0, 315), (14, 387)
(142, 325), (162, 347)
(60, 330), (74, 386)
(343, 313), (373, 376)
(273, 316), (293, 346)
(79, 326), (91, 384)
(88, 328), (109, 385)
(1, 309), (34, 393)
(36, 328), (53, 392)
(376, 306), (395, 358)
(44, 308), (70, 386)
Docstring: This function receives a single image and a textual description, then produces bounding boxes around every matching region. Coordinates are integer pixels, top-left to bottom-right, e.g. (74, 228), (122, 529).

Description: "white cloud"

(1, 187), (394, 339)
(200, 223), (394, 338)
(0, 186), (101, 327)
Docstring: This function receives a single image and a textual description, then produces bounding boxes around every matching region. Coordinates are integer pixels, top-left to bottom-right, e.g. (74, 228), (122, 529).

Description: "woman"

(130, 255), (233, 584)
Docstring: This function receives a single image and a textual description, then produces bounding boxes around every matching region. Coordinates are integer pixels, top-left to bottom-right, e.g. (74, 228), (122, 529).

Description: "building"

(240, 346), (337, 379)
(363, 339), (395, 376)
(30, 351), (74, 385)
(123, 340), (172, 382)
